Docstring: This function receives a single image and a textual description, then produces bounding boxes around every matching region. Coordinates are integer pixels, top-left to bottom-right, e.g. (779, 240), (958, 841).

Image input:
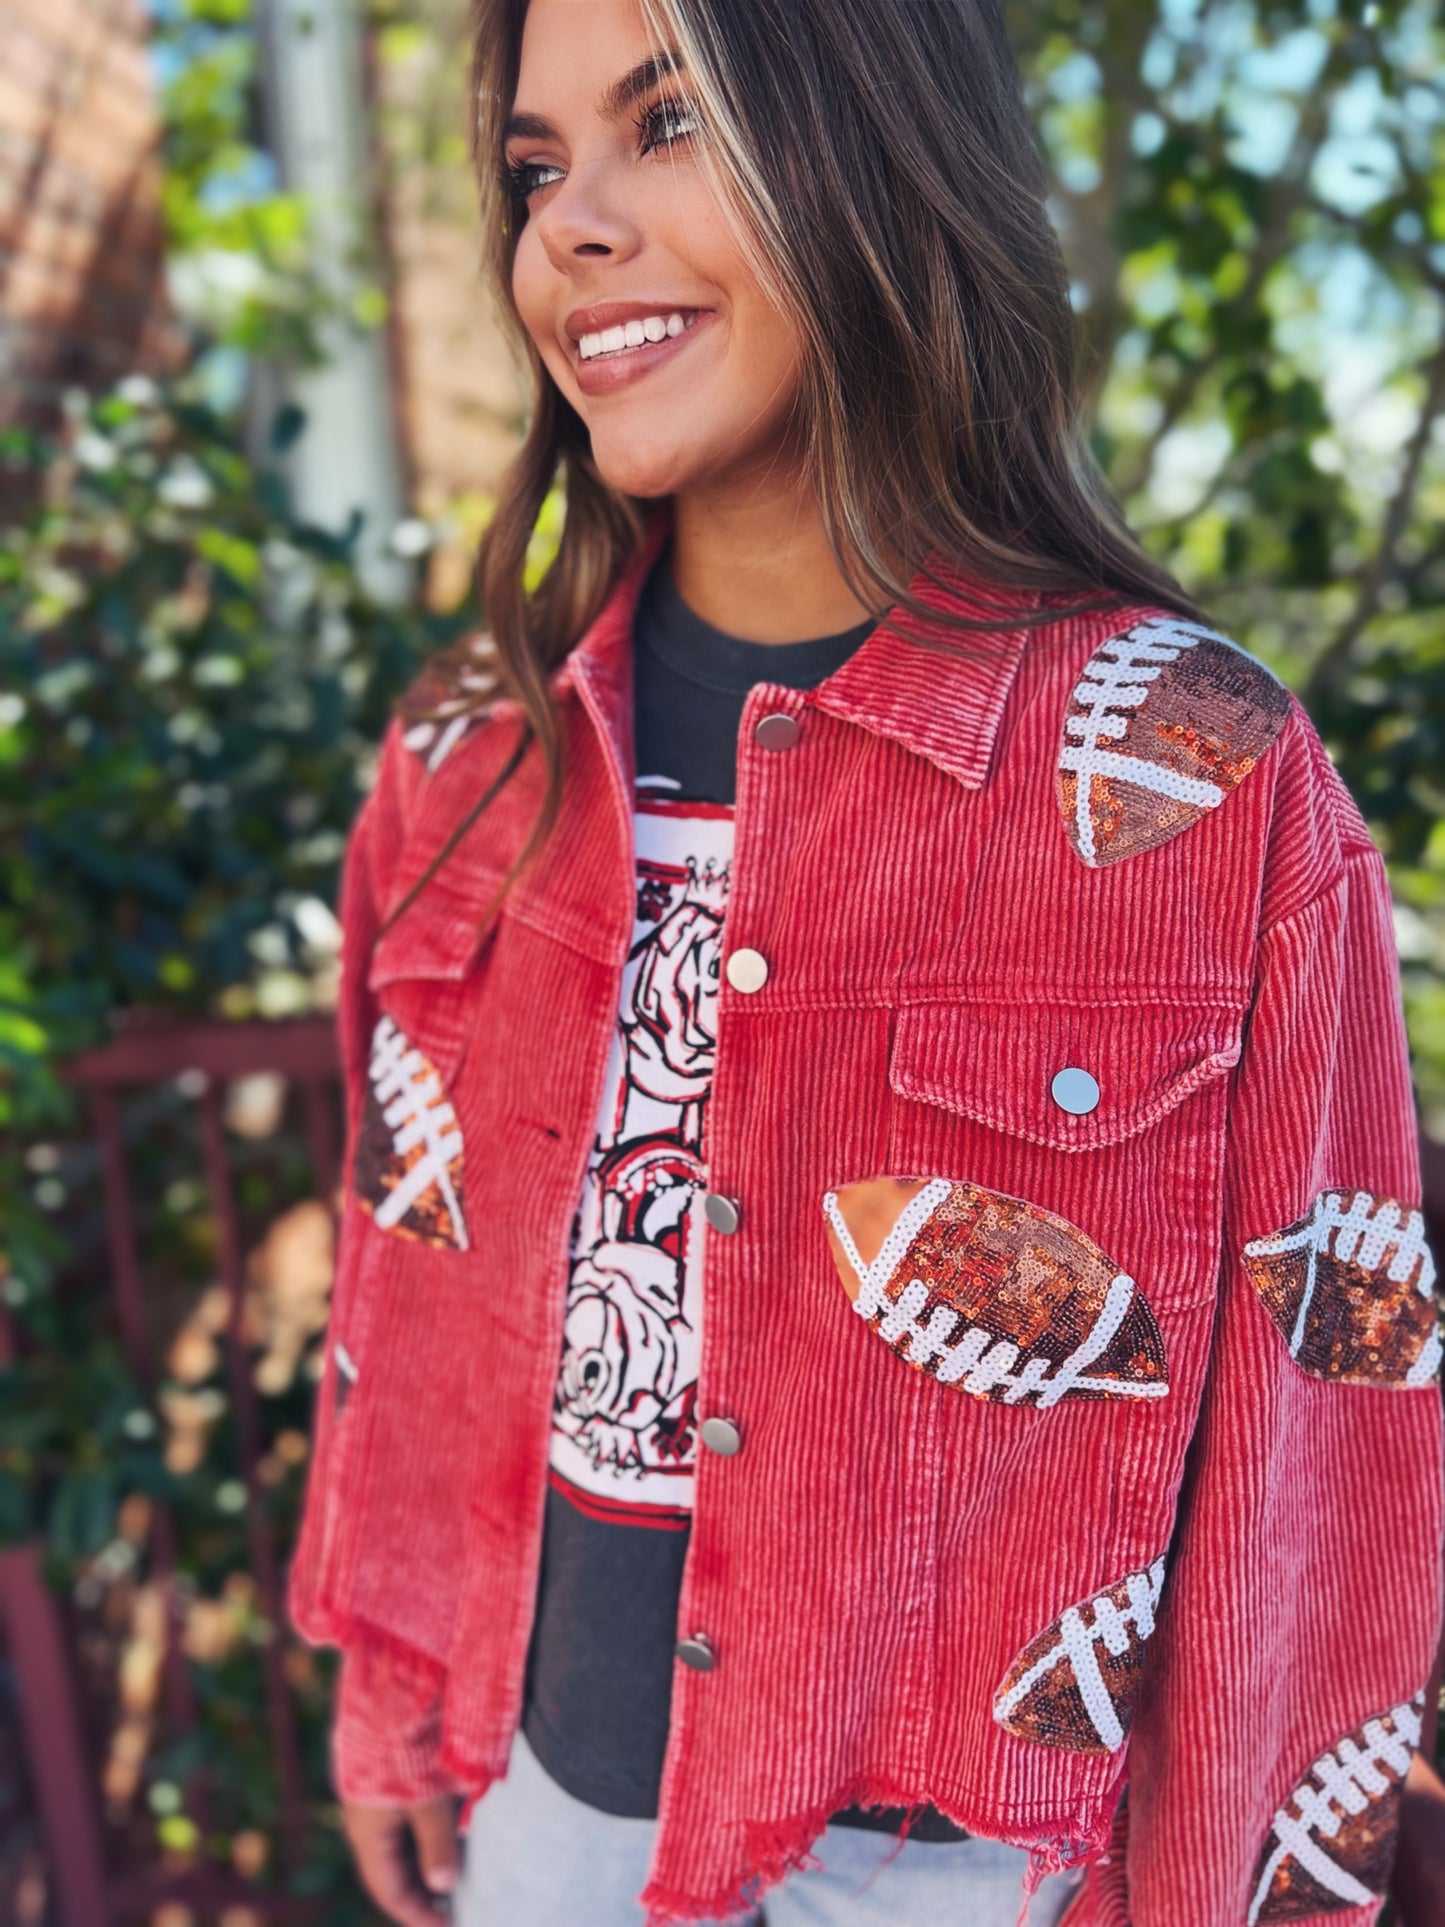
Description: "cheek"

(689, 217), (802, 399)
(725, 294), (804, 423)
(510, 231), (554, 352)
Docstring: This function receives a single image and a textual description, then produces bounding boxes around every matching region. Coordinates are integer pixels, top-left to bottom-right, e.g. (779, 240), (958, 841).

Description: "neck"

(667, 464), (886, 645)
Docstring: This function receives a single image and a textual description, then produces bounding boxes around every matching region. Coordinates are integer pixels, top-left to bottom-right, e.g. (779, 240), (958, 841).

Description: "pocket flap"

(367, 878), (497, 990)
(889, 999), (1244, 1152)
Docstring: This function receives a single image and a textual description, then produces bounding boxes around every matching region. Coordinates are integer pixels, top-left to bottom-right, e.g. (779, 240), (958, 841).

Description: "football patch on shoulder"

(821, 1176), (1168, 1408)
(401, 637), (501, 773)
(354, 1014), (468, 1249)
(1247, 1694), (1423, 1923)
(993, 1556), (1167, 1752)
(1058, 616), (1290, 866)
(1243, 1189), (1439, 1387)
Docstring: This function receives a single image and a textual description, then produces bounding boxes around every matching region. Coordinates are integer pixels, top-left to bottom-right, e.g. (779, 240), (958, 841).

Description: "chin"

(587, 434), (702, 501)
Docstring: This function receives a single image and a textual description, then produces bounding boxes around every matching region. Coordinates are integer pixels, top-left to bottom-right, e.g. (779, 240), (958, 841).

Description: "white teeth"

(578, 311), (698, 360)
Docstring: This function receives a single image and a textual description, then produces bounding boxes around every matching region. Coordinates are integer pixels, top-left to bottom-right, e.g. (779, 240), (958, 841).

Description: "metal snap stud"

(725, 948), (768, 993)
(1050, 1066), (1101, 1115)
(753, 712), (800, 751)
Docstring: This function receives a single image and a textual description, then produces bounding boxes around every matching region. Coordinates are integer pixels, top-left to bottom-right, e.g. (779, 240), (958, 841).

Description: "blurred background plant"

(0, 376), (457, 1921)
(0, 0), (1441, 1921)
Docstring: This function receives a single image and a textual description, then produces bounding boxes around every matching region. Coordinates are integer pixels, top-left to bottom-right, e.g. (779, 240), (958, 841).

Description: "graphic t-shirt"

(521, 555), (966, 1840)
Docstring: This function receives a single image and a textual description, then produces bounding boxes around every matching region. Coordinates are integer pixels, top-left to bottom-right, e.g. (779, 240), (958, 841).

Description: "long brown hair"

(393, 0), (1209, 934)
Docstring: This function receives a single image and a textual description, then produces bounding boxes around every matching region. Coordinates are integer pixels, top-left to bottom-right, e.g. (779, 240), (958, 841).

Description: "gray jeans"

(455, 1728), (1083, 1927)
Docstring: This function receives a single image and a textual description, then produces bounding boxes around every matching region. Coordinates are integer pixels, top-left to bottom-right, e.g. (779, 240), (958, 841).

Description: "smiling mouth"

(576, 310), (707, 362)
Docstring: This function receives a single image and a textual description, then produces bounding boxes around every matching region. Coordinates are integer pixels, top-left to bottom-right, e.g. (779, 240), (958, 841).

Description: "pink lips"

(571, 309), (717, 397)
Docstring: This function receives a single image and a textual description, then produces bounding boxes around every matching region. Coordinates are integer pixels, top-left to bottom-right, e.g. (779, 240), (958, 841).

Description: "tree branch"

(1112, 83), (1335, 502)
(1302, 325), (1445, 704)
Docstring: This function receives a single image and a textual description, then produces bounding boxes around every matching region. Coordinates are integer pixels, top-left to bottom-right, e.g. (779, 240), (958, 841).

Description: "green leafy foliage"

(0, 379), (462, 1909)
(152, 0), (387, 359)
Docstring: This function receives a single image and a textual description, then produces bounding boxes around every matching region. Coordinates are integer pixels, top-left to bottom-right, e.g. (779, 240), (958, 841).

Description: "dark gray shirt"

(521, 550), (965, 1841)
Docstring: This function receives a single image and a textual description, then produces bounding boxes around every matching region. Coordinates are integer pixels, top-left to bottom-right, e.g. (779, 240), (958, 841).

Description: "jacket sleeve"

(285, 726), (459, 1807)
(332, 1643), (456, 1808)
(1079, 726), (1443, 1925)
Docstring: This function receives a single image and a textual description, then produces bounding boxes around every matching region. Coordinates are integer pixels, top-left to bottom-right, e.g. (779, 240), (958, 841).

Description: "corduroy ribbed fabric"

(289, 506), (1443, 1927)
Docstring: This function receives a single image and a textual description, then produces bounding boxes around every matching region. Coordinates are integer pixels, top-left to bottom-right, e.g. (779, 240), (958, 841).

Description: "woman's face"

(505, 0), (804, 500)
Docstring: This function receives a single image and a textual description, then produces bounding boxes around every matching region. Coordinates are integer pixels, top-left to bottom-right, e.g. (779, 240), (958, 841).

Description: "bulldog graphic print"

(550, 779), (733, 1523)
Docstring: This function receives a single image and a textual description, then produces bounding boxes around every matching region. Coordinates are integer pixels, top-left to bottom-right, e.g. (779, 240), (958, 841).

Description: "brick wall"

(0, 0), (177, 430)
(0, 0), (525, 601)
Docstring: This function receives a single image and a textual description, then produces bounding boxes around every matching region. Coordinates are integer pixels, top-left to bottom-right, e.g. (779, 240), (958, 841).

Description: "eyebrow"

(502, 51), (684, 146)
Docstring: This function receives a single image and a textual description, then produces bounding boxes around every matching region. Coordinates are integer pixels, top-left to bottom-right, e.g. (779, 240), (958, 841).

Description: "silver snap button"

(725, 947), (768, 993)
(675, 1633), (716, 1672)
(753, 712), (800, 751)
(703, 1192), (740, 1235)
(1050, 1066), (1101, 1115)
(700, 1415), (743, 1456)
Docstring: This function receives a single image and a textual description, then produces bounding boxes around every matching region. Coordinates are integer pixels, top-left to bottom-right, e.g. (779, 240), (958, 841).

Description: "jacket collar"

(550, 500), (1038, 792)
(803, 556), (1036, 790)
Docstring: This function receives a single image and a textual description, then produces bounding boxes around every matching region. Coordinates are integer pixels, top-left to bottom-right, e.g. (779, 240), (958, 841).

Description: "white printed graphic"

(550, 782), (734, 1516)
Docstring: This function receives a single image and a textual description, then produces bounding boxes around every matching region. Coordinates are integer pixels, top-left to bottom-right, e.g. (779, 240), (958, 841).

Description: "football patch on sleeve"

(354, 1014), (469, 1250)
(1242, 1189), (1439, 1387)
(1058, 616), (1290, 866)
(992, 1557), (1167, 1752)
(1247, 1694), (1423, 1923)
(822, 1176), (1168, 1408)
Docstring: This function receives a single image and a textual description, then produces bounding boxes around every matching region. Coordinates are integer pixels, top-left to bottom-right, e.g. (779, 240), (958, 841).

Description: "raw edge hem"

(638, 1777), (1119, 1927)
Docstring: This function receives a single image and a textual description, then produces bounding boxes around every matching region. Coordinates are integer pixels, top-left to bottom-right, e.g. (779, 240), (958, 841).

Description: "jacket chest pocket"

(822, 996), (1245, 1412)
(887, 997), (1244, 1155)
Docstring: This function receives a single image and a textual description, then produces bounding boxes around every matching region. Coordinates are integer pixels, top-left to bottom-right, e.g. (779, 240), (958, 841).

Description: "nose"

(534, 156), (643, 271)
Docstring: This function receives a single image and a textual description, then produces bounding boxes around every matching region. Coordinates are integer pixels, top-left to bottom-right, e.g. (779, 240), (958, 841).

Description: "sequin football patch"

(1242, 1190), (1439, 1387)
(1247, 1694), (1423, 1924)
(400, 638), (499, 772)
(354, 1015), (468, 1249)
(993, 1558), (1167, 1753)
(821, 1177), (1167, 1408)
(1058, 616), (1290, 866)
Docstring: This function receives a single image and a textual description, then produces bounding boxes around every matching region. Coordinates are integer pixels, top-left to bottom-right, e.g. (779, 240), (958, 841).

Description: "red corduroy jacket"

(289, 510), (1444, 1927)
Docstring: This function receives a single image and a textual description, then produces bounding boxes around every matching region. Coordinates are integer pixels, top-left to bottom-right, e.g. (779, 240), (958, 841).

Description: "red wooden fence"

(3, 1017), (338, 1925)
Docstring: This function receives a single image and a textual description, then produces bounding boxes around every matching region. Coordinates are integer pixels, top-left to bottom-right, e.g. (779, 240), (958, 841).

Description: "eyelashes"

(504, 156), (562, 201)
(504, 97), (700, 203)
(633, 97), (700, 156)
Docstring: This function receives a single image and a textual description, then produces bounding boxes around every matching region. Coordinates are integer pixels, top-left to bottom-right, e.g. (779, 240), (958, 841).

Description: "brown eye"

(635, 98), (701, 156)
(505, 157), (565, 200)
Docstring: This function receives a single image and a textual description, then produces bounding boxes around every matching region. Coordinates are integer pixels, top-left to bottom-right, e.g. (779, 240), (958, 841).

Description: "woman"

(288, 2), (1445, 1923)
